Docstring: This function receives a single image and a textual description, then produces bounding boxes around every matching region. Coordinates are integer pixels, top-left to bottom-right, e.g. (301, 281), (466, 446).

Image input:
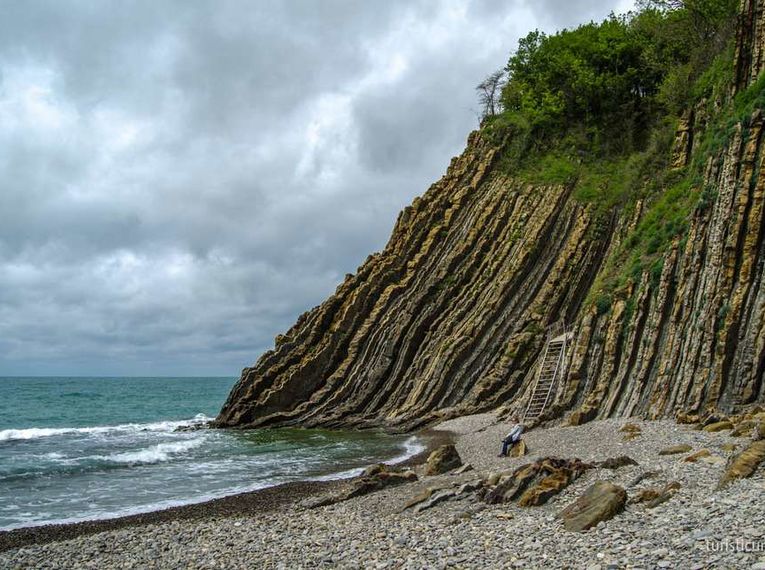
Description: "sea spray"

(0, 377), (422, 530)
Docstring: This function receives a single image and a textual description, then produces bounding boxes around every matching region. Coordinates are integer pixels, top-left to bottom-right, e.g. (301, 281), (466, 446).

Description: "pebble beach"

(1, 414), (764, 569)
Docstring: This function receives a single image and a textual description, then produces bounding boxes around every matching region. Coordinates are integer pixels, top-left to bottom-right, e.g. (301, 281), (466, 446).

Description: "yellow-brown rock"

(510, 440), (527, 457)
(676, 412), (701, 425)
(684, 449), (712, 462)
(424, 444), (462, 476)
(630, 481), (681, 508)
(215, 2), (765, 431)
(755, 421), (765, 441)
(718, 440), (765, 487)
(659, 444), (693, 456)
(558, 481), (627, 531)
(704, 421), (734, 433)
(731, 422), (754, 437)
(482, 457), (593, 506)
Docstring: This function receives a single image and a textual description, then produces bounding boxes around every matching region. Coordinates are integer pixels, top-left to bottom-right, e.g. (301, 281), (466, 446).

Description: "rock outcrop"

(558, 481), (627, 532)
(718, 439), (765, 487)
(216, 1), (765, 431)
(302, 464), (417, 508)
(629, 481), (681, 509)
(658, 444), (693, 456)
(481, 457), (593, 507)
(424, 444), (462, 476)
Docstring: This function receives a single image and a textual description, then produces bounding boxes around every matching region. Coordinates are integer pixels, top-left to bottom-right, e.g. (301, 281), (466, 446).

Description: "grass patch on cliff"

(586, 69), (765, 307)
(590, 174), (699, 310)
(479, 0), (751, 313)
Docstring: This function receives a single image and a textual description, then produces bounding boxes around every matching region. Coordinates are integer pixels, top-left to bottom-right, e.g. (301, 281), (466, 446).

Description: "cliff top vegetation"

(478, 0), (752, 309)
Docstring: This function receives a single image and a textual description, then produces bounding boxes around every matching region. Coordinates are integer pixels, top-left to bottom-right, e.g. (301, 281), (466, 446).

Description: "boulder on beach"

(730, 422), (754, 437)
(402, 479), (483, 513)
(658, 444), (692, 456)
(424, 444), (462, 476)
(630, 481), (681, 509)
(482, 457), (593, 507)
(754, 421), (765, 441)
(683, 449), (712, 462)
(620, 423), (642, 441)
(718, 440), (765, 488)
(703, 421), (734, 433)
(558, 480), (627, 532)
(596, 456), (638, 469)
(510, 440), (527, 457)
(303, 464), (417, 508)
(675, 411), (701, 425)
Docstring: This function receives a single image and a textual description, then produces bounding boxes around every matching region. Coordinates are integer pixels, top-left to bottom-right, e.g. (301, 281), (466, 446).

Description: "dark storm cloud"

(0, 0), (632, 376)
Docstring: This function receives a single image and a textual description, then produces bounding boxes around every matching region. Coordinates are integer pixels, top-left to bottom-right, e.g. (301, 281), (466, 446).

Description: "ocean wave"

(309, 435), (425, 482)
(103, 438), (206, 465)
(385, 435), (426, 465)
(0, 414), (212, 442)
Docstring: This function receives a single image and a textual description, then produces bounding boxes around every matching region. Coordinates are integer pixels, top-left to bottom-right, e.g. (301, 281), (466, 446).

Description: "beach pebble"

(1, 415), (764, 569)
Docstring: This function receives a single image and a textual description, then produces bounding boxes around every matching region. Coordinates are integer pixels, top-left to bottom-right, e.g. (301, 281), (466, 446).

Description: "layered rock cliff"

(217, 1), (765, 431)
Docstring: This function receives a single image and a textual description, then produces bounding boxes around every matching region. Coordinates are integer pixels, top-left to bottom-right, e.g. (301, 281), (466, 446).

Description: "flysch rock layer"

(216, 1), (765, 431)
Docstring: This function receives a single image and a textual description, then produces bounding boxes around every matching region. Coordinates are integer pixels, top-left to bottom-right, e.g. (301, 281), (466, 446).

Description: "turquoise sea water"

(0, 377), (421, 530)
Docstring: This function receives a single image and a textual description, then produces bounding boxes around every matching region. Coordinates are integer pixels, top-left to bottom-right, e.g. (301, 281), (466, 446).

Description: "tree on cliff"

(483, 0), (738, 161)
(476, 69), (506, 120)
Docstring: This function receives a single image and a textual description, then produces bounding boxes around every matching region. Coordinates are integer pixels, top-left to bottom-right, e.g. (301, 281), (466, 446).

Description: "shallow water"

(0, 377), (422, 530)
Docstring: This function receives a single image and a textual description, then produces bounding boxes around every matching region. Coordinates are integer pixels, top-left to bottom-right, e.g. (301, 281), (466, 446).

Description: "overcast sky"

(0, 0), (634, 376)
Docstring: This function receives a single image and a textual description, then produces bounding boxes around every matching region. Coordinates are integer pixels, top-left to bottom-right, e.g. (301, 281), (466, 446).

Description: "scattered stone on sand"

(703, 421), (734, 433)
(402, 488), (441, 511)
(558, 480), (627, 532)
(630, 481), (681, 509)
(453, 463), (474, 475)
(482, 457), (592, 507)
(303, 464), (417, 508)
(403, 479), (483, 513)
(698, 454), (726, 465)
(619, 423), (642, 441)
(424, 444), (462, 476)
(628, 470), (660, 487)
(658, 444), (693, 456)
(702, 413), (726, 428)
(754, 421), (765, 441)
(675, 411), (701, 425)
(596, 456), (638, 469)
(683, 449), (712, 462)
(3, 415), (765, 569)
(510, 440), (527, 457)
(731, 421), (754, 437)
(718, 440), (765, 488)
(620, 423), (642, 433)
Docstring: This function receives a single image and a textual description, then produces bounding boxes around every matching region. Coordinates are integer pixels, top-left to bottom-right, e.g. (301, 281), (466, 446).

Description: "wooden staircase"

(522, 322), (571, 423)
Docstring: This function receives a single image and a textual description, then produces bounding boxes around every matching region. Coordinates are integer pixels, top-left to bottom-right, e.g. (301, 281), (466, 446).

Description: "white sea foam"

(386, 435), (426, 465)
(103, 438), (206, 465)
(309, 435), (426, 482)
(0, 414), (212, 442)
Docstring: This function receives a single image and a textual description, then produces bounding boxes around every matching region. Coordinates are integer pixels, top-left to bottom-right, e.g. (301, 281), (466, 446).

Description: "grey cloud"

(0, 0), (630, 376)
(526, 0), (637, 28)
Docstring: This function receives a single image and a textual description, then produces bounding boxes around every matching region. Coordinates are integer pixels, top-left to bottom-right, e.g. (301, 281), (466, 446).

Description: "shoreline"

(0, 427), (453, 553)
(2, 415), (763, 568)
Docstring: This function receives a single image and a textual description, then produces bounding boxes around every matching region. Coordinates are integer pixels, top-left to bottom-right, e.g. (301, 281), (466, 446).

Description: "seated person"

(498, 417), (524, 457)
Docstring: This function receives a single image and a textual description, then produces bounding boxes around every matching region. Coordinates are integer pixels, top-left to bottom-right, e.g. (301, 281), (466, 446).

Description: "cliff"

(217, 0), (765, 431)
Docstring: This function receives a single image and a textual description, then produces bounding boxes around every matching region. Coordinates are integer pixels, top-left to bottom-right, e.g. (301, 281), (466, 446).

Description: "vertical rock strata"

(217, 3), (765, 431)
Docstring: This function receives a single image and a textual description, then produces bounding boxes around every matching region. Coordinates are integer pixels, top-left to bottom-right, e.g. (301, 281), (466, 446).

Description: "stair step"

(524, 330), (571, 422)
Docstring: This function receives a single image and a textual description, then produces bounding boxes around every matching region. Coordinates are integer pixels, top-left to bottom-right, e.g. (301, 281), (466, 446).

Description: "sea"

(0, 377), (423, 530)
